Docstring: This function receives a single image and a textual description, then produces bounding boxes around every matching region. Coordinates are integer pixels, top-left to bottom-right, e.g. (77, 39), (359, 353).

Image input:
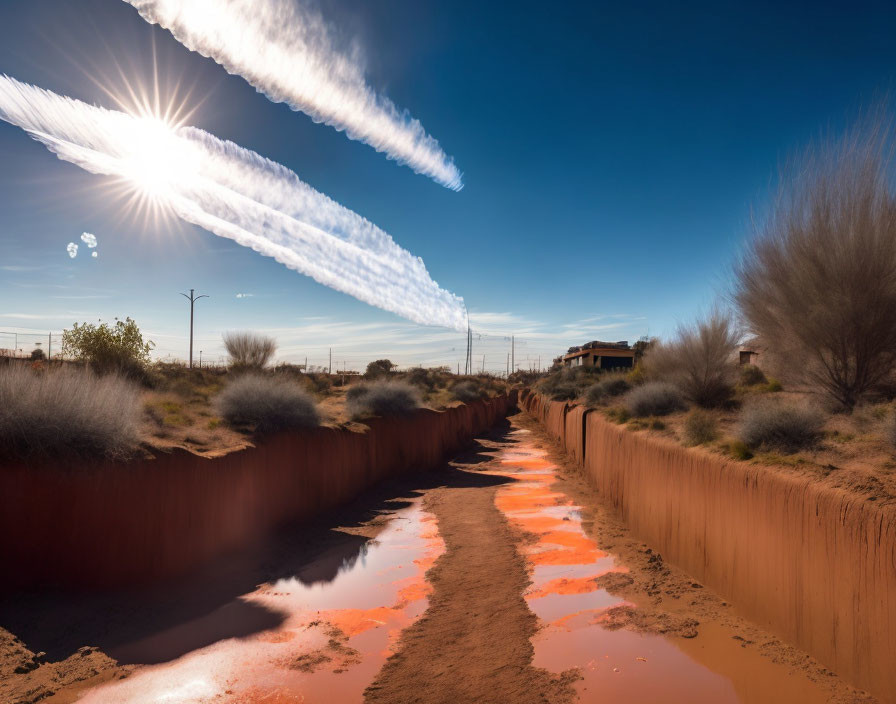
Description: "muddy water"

(494, 428), (831, 704)
(78, 501), (444, 704)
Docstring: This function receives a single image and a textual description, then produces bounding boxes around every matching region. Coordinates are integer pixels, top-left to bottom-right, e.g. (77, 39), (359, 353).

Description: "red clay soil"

(365, 469), (579, 703)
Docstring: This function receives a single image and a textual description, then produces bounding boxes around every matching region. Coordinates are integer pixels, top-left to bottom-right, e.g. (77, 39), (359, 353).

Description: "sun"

(120, 114), (198, 201)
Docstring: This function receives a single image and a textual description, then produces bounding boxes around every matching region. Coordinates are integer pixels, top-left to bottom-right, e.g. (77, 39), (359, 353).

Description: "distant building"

(562, 340), (635, 370)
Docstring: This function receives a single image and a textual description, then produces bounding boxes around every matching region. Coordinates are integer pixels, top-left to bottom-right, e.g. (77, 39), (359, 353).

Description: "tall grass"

(215, 373), (320, 433)
(223, 332), (277, 370)
(0, 364), (140, 461)
(346, 380), (422, 420)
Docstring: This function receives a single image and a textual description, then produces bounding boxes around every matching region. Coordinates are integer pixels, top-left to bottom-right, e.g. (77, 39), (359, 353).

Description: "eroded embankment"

(520, 390), (896, 702)
(0, 394), (514, 592)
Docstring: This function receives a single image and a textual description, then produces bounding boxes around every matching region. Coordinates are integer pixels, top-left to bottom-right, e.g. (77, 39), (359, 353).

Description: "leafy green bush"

(623, 382), (686, 417)
(215, 374), (319, 433)
(738, 400), (824, 452)
(684, 409), (717, 445)
(0, 365), (140, 461)
(364, 359), (396, 379)
(346, 380), (422, 419)
(62, 317), (154, 376)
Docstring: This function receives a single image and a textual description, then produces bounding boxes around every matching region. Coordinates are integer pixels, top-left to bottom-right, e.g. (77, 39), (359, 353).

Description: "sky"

(1, 0), (895, 372)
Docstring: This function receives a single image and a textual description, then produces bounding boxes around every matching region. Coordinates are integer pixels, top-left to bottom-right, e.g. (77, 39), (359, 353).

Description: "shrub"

(537, 366), (596, 401)
(739, 364), (767, 387)
(735, 113), (896, 409)
(738, 400), (825, 452)
(30, 348), (45, 361)
(451, 380), (485, 403)
(725, 440), (754, 461)
(62, 317), (154, 377)
(364, 359), (396, 379)
(886, 413), (896, 451)
(623, 382), (686, 417)
(642, 311), (739, 407)
(223, 332), (277, 370)
(215, 374), (319, 433)
(584, 373), (631, 406)
(684, 409), (717, 445)
(605, 406), (631, 424)
(346, 380), (422, 419)
(0, 365), (140, 461)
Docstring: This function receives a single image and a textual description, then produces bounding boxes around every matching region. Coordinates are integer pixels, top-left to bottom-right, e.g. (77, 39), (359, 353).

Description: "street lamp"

(180, 289), (209, 369)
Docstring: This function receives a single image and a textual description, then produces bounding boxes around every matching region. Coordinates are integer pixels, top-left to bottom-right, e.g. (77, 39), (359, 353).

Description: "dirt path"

(365, 466), (578, 703)
(0, 412), (877, 703)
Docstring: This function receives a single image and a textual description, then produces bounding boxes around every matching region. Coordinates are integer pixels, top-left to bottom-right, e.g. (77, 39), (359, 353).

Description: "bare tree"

(643, 310), (740, 407)
(222, 331), (277, 370)
(734, 111), (896, 409)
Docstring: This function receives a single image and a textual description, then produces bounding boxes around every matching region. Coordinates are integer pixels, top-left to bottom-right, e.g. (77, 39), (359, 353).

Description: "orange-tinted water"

(79, 501), (444, 703)
(493, 428), (830, 704)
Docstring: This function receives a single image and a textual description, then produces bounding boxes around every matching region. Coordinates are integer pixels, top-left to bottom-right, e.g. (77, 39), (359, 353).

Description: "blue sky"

(1, 0), (895, 371)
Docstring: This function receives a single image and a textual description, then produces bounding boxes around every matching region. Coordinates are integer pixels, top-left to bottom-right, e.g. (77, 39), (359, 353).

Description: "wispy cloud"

(123, 0), (462, 190)
(0, 74), (468, 332)
(235, 293), (253, 299)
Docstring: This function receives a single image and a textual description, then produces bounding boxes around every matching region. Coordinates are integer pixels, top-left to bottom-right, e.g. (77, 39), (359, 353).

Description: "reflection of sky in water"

(80, 501), (444, 704)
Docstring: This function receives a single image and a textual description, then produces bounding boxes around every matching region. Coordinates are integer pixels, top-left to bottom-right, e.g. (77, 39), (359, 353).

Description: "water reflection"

(79, 501), (444, 703)
(492, 428), (829, 704)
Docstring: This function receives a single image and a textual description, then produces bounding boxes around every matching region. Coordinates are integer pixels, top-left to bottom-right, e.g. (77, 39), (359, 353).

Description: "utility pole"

(199, 350), (203, 368)
(48, 333), (51, 360)
(180, 289), (209, 369)
(506, 352), (510, 377)
(511, 335), (515, 374)
(304, 355), (308, 372)
(329, 348), (332, 375)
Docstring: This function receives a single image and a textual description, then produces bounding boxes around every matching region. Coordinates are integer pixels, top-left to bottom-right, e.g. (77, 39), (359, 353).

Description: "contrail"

(0, 75), (468, 332)
(123, 0), (464, 191)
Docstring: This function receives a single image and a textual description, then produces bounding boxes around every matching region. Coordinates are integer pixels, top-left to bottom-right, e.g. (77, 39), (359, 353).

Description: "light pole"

(180, 289), (209, 369)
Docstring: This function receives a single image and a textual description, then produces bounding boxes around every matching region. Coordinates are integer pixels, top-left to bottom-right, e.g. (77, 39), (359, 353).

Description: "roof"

(563, 347), (635, 360)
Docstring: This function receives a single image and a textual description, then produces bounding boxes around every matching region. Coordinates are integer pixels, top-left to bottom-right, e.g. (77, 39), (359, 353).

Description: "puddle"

(493, 429), (830, 704)
(78, 500), (444, 703)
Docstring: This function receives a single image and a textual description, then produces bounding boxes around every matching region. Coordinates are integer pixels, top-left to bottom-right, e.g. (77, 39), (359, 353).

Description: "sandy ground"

(0, 412), (878, 703)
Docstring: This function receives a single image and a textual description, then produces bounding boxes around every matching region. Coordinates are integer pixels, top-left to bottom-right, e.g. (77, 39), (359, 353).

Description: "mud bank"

(0, 394), (515, 592)
(520, 390), (896, 702)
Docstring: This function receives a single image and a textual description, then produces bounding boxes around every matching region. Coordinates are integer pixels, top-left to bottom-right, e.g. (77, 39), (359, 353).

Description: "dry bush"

(735, 112), (896, 409)
(451, 380), (485, 403)
(584, 373), (631, 406)
(346, 380), (422, 420)
(642, 311), (739, 407)
(683, 409), (718, 445)
(739, 364), (767, 387)
(223, 332), (277, 370)
(538, 366), (597, 401)
(364, 359), (396, 379)
(0, 365), (140, 461)
(738, 399), (824, 452)
(623, 382), (686, 417)
(215, 374), (319, 433)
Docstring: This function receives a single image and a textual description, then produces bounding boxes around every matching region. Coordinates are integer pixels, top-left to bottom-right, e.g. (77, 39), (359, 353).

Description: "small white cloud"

(66, 243), (78, 258)
(235, 293), (253, 299)
(80, 232), (98, 248)
(91, 251), (98, 258)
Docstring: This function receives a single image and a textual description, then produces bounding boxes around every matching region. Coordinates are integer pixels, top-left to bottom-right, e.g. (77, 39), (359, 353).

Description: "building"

(562, 341), (635, 370)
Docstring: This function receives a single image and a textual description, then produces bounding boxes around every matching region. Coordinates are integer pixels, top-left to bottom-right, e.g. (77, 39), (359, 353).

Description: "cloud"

(235, 292), (253, 298)
(66, 242), (78, 258)
(123, 0), (462, 190)
(80, 232), (98, 248)
(0, 74), (468, 332)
